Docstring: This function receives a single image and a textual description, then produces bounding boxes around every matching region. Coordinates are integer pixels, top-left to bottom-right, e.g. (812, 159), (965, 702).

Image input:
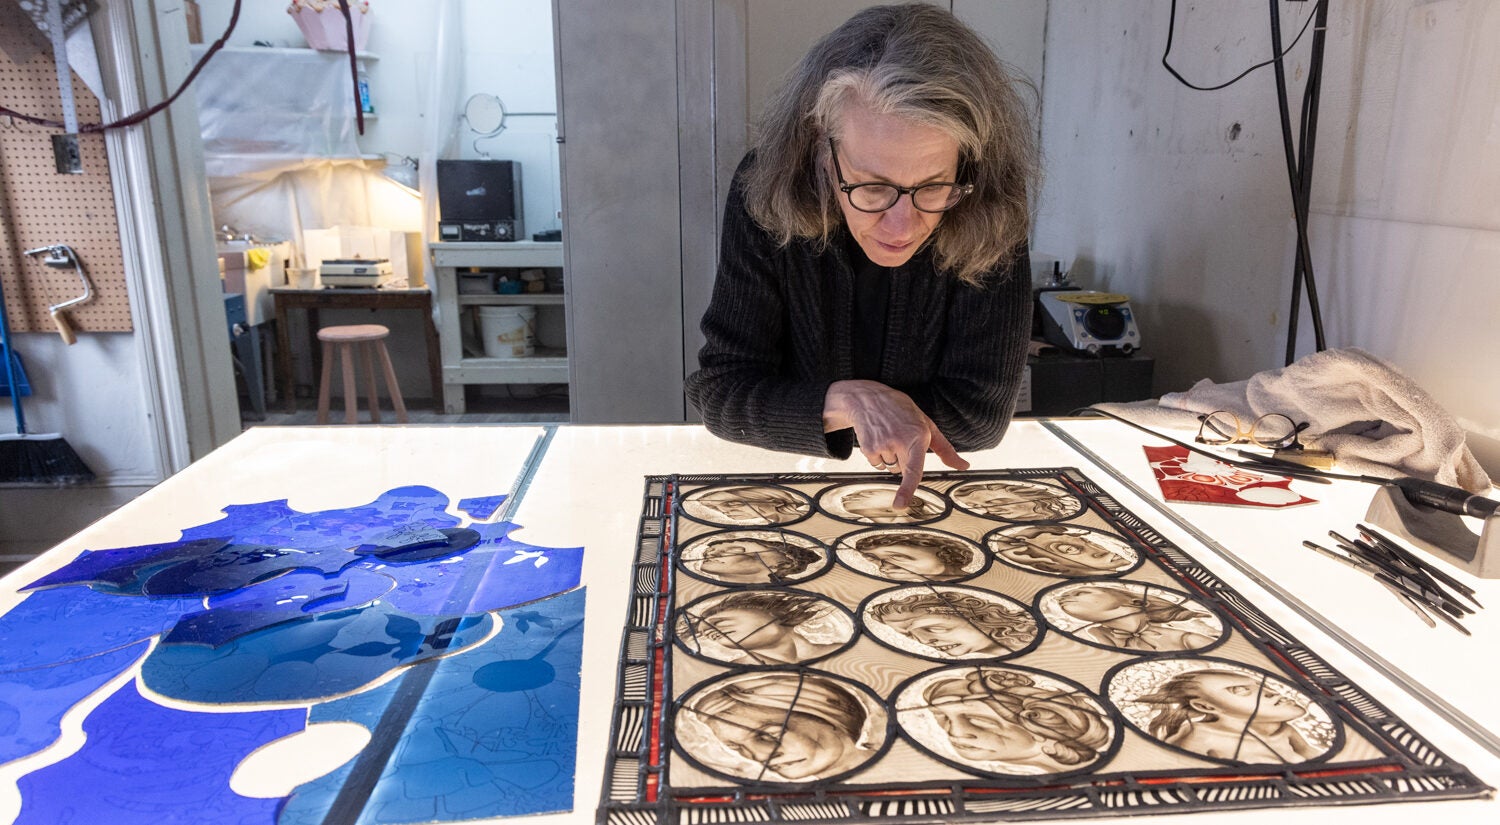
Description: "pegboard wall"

(0, 43), (133, 334)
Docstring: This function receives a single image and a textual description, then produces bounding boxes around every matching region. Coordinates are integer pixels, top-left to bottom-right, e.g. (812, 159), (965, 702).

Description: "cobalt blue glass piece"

(167, 569), (400, 647)
(275, 678), (401, 825)
(23, 537), (231, 593)
(372, 530), (584, 617)
(457, 494), (506, 521)
(0, 587), (197, 672)
(0, 641), (149, 764)
(140, 542), (357, 597)
(142, 607), (495, 705)
(14, 681), (302, 825)
(181, 486), (461, 548)
(353, 527), (481, 563)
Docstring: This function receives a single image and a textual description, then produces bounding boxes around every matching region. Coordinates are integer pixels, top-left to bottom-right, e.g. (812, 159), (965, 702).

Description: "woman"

(685, 5), (1040, 510)
(867, 590), (1035, 658)
(684, 672), (884, 781)
(677, 590), (847, 664)
(847, 531), (974, 581)
(907, 667), (1112, 774)
(684, 485), (809, 525)
(990, 525), (1135, 577)
(686, 535), (822, 584)
(1134, 668), (1322, 764)
(1054, 585), (1217, 652)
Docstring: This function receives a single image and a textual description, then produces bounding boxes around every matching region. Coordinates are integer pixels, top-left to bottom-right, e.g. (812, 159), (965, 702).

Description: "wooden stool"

(316, 324), (409, 424)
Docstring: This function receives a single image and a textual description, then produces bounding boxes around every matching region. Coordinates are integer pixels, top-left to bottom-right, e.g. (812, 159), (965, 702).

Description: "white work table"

(0, 420), (1495, 825)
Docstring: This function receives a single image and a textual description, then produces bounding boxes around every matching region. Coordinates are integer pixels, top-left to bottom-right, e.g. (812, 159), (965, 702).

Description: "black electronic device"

(436, 159), (522, 242)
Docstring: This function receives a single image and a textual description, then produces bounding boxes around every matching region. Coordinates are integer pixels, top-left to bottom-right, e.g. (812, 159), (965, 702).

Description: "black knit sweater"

(684, 167), (1033, 460)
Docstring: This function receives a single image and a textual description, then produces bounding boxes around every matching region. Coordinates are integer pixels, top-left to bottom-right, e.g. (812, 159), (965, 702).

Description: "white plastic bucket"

(477, 305), (536, 358)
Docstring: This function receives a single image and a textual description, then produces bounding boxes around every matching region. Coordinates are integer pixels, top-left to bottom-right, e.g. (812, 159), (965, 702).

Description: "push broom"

(0, 270), (94, 485)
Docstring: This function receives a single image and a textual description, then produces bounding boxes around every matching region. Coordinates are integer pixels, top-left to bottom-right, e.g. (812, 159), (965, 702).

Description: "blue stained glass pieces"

(344, 589), (586, 822)
(354, 526), (481, 563)
(0, 586), (198, 672)
(14, 681), (303, 825)
(140, 543), (354, 597)
(0, 641), (149, 764)
(23, 537), (232, 593)
(457, 494), (507, 521)
(142, 607), (495, 705)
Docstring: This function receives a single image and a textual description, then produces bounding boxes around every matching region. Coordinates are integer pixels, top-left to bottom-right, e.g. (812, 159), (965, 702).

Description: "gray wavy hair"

(742, 3), (1041, 286)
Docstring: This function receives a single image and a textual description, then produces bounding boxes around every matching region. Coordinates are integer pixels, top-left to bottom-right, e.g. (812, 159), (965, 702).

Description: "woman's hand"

(823, 379), (970, 507)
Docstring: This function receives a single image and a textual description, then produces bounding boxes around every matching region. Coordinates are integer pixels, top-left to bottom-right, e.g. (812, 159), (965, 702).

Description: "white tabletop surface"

(1, 420), (1497, 824)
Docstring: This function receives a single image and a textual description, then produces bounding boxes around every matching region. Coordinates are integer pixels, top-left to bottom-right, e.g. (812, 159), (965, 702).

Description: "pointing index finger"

(892, 449), (927, 510)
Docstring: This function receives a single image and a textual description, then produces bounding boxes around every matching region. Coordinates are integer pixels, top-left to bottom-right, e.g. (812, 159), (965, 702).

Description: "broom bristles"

(0, 433), (95, 485)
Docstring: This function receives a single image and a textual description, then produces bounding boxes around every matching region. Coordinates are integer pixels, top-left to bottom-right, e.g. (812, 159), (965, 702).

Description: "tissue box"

(288, 1), (372, 52)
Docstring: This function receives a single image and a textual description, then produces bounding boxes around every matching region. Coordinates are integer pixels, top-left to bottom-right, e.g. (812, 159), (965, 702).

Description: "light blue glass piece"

(142, 607), (495, 704)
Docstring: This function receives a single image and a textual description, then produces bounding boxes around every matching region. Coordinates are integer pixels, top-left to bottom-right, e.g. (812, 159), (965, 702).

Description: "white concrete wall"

(1032, 0), (1499, 473)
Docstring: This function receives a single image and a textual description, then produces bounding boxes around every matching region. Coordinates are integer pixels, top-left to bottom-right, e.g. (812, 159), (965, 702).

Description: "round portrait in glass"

(894, 665), (1116, 777)
(1107, 658), (1339, 766)
(674, 588), (856, 666)
(675, 670), (890, 784)
(987, 524), (1140, 578)
(677, 530), (828, 585)
(817, 482), (948, 525)
(834, 527), (986, 584)
(861, 585), (1039, 661)
(678, 484), (813, 527)
(1037, 580), (1226, 654)
(949, 479), (1084, 522)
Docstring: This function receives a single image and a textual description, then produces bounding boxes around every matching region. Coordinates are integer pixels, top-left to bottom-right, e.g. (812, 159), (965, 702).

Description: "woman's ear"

(1187, 698), (1218, 715)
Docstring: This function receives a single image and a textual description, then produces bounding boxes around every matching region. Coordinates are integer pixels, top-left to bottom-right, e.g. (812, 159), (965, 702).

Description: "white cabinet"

(430, 242), (567, 414)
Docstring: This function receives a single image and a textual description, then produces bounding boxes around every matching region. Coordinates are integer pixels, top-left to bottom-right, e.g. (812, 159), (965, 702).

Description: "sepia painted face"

(697, 540), (780, 579)
(1057, 586), (1134, 621)
(955, 484), (1073, 520)
(1189, 672), (1307, 724)
(691, 488), (804, 524)
(702, 704), (850, 780)
(885, 613), (1003, 657)
(698, 606), (786, 651)
(856, 541), (951, 580)
(839, 488), (911, 520)
(927, 695), (1047, 763)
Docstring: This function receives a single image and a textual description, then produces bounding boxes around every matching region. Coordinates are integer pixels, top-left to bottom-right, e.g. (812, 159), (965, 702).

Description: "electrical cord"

(0, 0), (244, 133)
(1161, 0), (1321, 91)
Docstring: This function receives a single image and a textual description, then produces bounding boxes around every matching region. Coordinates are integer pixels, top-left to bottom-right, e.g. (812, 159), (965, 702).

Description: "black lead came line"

(320, 425), (558, 825)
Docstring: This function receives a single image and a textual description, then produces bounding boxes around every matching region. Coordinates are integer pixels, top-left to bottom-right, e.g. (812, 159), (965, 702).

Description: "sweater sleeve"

(684, 176), (848, 459)
(903, 248), (1033, 452)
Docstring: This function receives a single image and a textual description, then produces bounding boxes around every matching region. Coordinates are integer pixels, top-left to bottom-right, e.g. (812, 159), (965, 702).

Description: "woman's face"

(886, 613), (999, 657)
(704, 703), (849, 779)
(1017, 532), (1126, 573)
(700, 490), (783, 522)
(858, 542), (948, 579)
(841, 489), (913, 521)
(699, 540), (782, 579)
(928, 694), (1044, 763)
(1189, 672), (1306, 724)
(959, 487), (1057, 519)
(832, 103), (959, 268)
(700, 606), (786, 651)
(1058, 587), (1132, 621)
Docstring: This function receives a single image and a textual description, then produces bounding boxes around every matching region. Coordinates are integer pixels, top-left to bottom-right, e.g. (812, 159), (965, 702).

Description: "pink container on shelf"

(287, 1), (372, 52)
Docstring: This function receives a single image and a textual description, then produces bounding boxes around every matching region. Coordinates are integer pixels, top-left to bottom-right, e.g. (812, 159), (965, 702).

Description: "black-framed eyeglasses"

(1195, 410), (1309, 451)
(828, 138), (973, 213)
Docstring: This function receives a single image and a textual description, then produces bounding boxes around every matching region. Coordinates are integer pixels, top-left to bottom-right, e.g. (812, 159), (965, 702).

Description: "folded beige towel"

(1098, 348), (1491, 493)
